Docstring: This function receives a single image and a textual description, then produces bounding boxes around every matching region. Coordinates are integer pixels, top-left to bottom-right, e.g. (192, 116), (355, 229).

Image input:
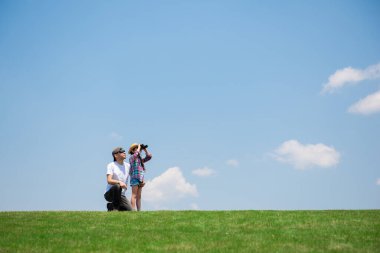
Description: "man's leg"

(119, 195), (132, 211)
(104, 184), (122, 210)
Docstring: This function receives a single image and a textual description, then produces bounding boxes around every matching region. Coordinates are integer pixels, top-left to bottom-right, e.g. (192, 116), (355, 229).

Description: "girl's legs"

(131, 186), (139, 211)
(136, 186), (143, 211)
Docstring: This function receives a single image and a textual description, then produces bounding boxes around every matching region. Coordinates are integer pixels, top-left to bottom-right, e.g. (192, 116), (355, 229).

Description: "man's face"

(115, 150), (126, 160)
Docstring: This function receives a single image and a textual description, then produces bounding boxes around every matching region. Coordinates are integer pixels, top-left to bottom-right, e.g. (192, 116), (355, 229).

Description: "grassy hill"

(0, 210), (379, 252)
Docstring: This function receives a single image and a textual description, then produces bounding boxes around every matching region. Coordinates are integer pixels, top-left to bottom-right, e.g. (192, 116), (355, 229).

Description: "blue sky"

(1, 0), (379, 211)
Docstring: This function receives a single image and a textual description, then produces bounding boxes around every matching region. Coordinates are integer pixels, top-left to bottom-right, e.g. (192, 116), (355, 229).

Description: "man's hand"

(119, 181), (127, 189)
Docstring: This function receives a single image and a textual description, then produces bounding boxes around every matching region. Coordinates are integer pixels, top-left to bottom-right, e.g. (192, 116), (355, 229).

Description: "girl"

(128, 143), (152, 211)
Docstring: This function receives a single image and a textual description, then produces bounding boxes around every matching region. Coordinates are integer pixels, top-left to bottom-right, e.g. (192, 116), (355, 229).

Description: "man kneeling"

(104, 147), (132, 211)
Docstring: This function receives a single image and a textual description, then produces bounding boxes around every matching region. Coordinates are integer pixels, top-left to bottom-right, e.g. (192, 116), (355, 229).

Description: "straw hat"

(128, 143), (139, 154)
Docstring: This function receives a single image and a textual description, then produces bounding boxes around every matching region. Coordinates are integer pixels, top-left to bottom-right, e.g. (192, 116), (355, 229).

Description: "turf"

(0, 210), (379, 252)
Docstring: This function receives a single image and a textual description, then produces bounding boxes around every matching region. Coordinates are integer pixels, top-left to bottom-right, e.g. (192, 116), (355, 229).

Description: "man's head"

(112, 147), (126, 162)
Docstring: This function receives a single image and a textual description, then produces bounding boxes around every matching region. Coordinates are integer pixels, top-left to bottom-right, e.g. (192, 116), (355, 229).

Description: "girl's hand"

(140, 181), (145, 187)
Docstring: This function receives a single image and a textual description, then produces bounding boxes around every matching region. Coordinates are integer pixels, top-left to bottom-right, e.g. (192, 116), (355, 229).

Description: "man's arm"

(107, 174), (127, 189)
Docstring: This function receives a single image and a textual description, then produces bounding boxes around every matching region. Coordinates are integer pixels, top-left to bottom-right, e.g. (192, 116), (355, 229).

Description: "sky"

(0, 0), (379, 211)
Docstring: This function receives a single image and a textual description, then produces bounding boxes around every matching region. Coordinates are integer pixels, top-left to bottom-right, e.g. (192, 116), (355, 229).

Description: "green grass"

(0, 210), (379, 252)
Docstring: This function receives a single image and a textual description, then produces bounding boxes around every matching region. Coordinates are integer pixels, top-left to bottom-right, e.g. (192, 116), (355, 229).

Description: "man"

(104, 147), (132, 211)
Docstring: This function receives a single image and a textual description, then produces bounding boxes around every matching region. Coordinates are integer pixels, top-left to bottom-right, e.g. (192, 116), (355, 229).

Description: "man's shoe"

(107, 203), (114, 211)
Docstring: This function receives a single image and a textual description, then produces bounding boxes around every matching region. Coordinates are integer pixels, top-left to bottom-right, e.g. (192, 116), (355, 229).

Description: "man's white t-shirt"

(105, 161), (130, 196)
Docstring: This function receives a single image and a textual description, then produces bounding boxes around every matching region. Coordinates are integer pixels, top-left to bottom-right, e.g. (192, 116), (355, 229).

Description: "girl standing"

(128, 143), (152, 211)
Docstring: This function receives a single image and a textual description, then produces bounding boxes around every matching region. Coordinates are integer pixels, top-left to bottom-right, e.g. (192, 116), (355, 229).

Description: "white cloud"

(348, 90), (380, 115)
(273, 140), (340, 169)
(377, 178), (380, 186)
(192, 167), (215, 177)
(109, 132), (123, 141)
(226, 159), (239, 167)
(144, 167), (198, 205)
(322, 63), (380, 93)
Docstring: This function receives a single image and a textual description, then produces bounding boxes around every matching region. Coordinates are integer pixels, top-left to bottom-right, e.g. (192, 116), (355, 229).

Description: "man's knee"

(119, 196), (132, 211)
(111, 184), (121, 191)
(104, 193), (108, 202)
(119, 205), (132, 211)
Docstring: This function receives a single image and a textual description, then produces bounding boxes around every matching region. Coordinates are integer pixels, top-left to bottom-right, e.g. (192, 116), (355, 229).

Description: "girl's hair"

(140, 153), (145, 170)
(130, 150), (146, 171)
(129, 148), (136, 155)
